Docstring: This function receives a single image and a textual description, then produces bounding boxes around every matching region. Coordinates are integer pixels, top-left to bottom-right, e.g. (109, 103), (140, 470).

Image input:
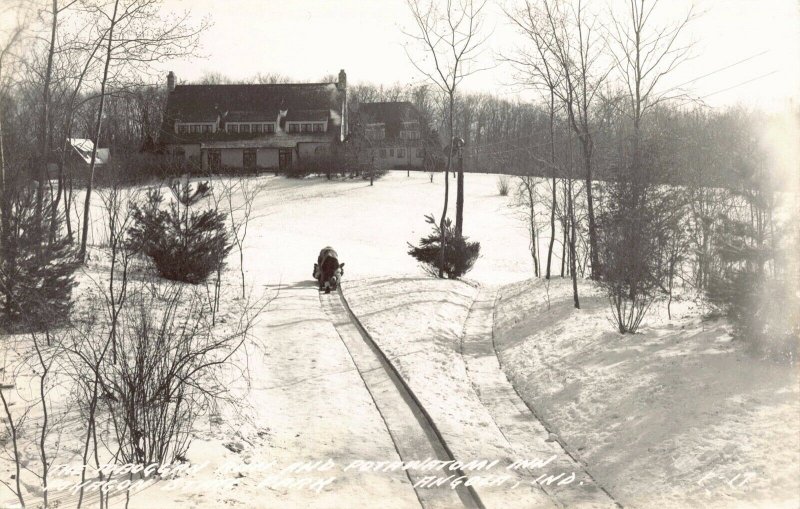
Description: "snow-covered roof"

(69, 138), (110, 165)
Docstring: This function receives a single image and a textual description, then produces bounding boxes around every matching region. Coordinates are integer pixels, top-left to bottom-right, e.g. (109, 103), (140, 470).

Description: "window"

(366, 123), (385, 140)
(244, 148), (257, 169)
(288, 124), (299, 133)
(265, 123), (275, 133)
(398, 148), (406, 158)
(241, 124), (251, 133)
(379, 149), (387, 158)
(179, 123), (213, 134)
(252, 124), (262, 134)
(389, 148), (395, 157)
(400, 130), (420, 140)
(228, 124), (239, 133)
(302, 123), (313, 133)
(402, 121), (420, 129)
(314, 123), (324, 132)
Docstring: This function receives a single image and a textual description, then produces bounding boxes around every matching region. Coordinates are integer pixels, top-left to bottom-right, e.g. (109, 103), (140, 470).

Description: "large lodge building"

(160, 70), (349, 172)
(160, 70), (429, 172)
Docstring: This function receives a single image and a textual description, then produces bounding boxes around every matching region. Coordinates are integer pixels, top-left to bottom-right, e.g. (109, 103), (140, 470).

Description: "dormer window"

(175, 122), (214, 134)
(286, 121), (326, 134)
(225, 122), (276, 134)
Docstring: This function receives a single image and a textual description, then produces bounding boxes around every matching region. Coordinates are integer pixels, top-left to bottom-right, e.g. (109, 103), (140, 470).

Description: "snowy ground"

(2, 170), (798, 509)
(494, 278), (800, 509)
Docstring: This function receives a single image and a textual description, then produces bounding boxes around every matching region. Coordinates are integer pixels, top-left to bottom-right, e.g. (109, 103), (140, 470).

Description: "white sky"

(155, 0), (798, 110)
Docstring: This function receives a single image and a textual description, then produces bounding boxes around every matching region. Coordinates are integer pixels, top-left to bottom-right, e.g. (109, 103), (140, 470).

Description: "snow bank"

(494, 278), (800, 508)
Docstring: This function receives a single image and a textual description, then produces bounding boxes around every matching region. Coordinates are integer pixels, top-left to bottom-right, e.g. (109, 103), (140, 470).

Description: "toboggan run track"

(321, 286), (485, 509)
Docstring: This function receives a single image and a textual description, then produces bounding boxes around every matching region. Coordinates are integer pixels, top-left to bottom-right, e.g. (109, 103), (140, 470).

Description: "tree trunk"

(79, 0), (119, 262)
(36, 0), (58, 245)
(546, 90), (556, 279)
(0, 103), (10, 313)
(568, 178), (580, 308)
(439, 94), (455, 278)
(579, 133), (598, 279)
(455, 150), (464, 238)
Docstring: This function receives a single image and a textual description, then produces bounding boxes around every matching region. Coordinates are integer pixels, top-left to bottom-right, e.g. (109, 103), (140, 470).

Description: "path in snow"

(343, 278), (560, 509)
(179, 284), (423, 509)
(320, 288), (479, 509)
(461, 287), (618, 509)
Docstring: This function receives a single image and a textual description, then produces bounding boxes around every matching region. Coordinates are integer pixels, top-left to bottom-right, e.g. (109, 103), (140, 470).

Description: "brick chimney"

(337, 69), (348, 140)
(167, 71), (176, 92)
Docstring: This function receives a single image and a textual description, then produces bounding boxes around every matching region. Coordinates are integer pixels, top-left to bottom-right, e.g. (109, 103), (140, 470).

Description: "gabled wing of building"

(159, 72), (348, 172)
(356, 101), (427, 169)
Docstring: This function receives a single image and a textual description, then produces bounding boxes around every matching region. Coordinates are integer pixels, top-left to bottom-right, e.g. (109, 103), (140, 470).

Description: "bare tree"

(0, 1), (31, 279)
(78, 0), (207, 262)
(208, 176), (264, 300)
(596, 0), (695, 333)
(0, 380), (25, 508)
(504, 0), (563, 279)
(607, 0), (694, 162)
(534, 0), (609, 279)
(515, 175), (542, 277)
(404, 0), (488, 276)
(251, 71), (292, 84)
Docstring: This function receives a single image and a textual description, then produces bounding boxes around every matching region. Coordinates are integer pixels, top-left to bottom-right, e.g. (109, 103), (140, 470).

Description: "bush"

(282, 152), (345, 179)
(497, 175), (511, 196)
(407, 214), (480, 279)
(596, 182), (682, 333)
(128, 181), (232, 284)
(87, 281), (258, 465)
(92, 153), (198, 187)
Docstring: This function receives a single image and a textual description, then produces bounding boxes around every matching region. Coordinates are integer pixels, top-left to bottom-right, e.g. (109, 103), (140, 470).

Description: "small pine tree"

(0, 191), (78, 329)
(128, 181), (232, 284)
(407, 214), (480, 279)
(706, 211), (783, 342)
(703, 132), (797, 357)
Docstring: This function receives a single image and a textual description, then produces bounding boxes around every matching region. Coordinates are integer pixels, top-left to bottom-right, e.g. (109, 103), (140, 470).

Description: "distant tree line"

(400, 0), (798, 354)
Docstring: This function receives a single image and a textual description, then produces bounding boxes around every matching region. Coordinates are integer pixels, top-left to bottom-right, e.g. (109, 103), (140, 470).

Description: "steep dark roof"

(358, 102), (421, 141)
(160, 82), (343, 144)
(359, 101), (419, 123)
